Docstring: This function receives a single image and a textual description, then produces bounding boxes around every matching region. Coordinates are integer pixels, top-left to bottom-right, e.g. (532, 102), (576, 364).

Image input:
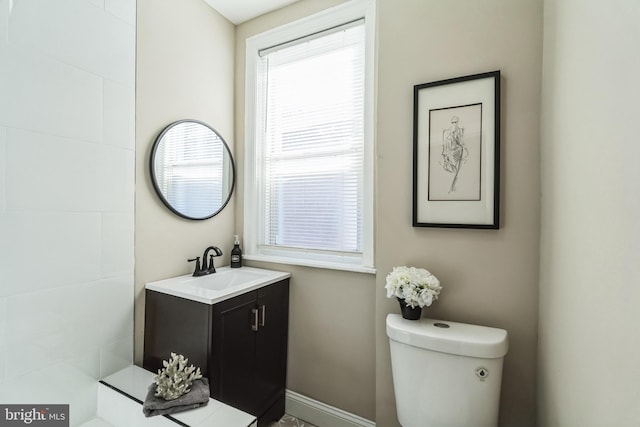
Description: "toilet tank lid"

(386, 314), (508, 358)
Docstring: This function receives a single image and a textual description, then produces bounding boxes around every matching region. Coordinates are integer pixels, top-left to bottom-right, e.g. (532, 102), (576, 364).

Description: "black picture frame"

(412, 70), (500, 229)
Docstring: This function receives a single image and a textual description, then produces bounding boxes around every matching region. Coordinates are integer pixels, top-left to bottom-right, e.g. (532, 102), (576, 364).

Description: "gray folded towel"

(142, 378), (210, 417)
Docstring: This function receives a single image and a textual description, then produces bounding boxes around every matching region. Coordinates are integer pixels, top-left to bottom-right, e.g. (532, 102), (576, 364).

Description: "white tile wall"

(8, 0), (135, 86)
(0, 297), (4, 336)
(104, 80), (135, 150)
(1, 0), (7, 45)
(0, 0), (6, 377)
(6, 128), (103, 211)
(79, 417), (113, 427)
(3, 278), (131, 381)
(106, 0), (136, 26)
(0, 44), (103, 142)
(88, 0), (106, 11)
(0, 362), (100, 425)
(0, 213), (102, 296)
(0, 297), (5, 384)
(97, 146), (135, 213)
(78, 277), (134, 349)
(0, 342), (5, 385)
(102, 213), (135, 277)
(0, 126), (5, 213)
(0, 0), (135, 425)
(100, 333), (134, 379)
(4, 128), (134, 213)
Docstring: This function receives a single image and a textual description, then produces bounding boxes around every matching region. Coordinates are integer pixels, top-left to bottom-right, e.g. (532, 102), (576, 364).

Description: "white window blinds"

(257, 21), (365, 255)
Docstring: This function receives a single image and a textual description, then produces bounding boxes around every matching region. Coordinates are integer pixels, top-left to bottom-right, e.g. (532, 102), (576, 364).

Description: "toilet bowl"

(386, 314), (508, 427)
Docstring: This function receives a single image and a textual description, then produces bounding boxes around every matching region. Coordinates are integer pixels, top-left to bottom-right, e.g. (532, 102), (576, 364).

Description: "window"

(244, 0), (374, 272)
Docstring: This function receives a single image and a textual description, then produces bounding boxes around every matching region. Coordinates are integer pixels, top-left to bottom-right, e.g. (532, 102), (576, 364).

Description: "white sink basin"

(146, 266), (291, 304)
(180, 269), (271, 291)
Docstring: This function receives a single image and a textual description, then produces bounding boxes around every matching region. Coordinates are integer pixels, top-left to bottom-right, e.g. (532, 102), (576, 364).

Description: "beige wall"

(137, 0), (543, 424)
(538, 0), (640, 425)
(374, 1), (542, 426)
(235, 0), (542, 425)
(134, 0), (236, 364)
(234, 0), (377, 420)
(130, 0), (640, 424)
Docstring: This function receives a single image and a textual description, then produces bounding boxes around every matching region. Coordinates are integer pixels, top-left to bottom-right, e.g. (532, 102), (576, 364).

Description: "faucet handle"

(188, 257), (201, 276)
(207, 254), (217, 274)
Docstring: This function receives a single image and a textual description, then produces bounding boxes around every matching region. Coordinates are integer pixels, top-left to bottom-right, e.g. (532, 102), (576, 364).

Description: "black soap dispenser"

(231, 234), (243, 268)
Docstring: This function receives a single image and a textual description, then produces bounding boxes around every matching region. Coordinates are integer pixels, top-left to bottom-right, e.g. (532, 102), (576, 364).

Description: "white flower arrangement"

(385, 266), (442, 308)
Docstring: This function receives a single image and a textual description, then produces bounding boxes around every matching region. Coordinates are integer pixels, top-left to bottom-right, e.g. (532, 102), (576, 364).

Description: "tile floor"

(82, 414), (316, 427)
(82, 412), (316, 427)
(270, 414), (317, 427)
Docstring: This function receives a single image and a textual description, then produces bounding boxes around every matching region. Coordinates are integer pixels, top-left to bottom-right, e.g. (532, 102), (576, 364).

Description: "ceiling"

(203, 0), (300, 25)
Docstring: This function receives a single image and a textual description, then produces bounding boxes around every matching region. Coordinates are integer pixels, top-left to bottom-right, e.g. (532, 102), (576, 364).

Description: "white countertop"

(145, 266), (291, 304)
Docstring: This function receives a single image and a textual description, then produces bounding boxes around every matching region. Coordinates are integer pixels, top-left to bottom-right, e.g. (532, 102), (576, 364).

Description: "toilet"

(386, 314), (508, 427)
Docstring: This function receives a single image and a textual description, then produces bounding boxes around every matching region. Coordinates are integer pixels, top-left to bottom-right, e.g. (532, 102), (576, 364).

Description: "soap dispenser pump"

(231, 235), (242, 268)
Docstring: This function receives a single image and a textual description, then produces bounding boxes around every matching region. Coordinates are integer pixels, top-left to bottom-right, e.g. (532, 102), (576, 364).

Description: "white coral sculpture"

(154, 353), (203, 400)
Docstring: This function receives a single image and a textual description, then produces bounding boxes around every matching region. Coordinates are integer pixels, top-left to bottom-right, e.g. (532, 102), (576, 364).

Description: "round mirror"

(150, 120), (235, 220)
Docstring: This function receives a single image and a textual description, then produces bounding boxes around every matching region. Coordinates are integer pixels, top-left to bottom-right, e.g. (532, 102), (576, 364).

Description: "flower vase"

(397, 298), (422, 320)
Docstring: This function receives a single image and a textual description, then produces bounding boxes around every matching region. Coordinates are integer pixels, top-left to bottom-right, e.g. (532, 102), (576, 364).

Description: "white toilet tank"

(386, 314), (508, 427)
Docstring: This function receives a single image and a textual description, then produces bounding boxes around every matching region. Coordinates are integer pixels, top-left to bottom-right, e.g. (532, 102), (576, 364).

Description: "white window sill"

(243, 254), (376, 275)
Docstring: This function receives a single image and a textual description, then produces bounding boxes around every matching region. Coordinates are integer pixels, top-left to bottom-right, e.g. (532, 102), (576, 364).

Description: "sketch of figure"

(440, 116), (468, 194)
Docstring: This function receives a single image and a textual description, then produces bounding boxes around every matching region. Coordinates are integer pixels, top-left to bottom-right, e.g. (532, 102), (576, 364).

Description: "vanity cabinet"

(143, 278), (289, 426)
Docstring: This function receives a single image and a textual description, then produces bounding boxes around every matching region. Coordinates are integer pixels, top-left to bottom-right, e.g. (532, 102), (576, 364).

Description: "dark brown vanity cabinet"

(143, 278), (289, 426)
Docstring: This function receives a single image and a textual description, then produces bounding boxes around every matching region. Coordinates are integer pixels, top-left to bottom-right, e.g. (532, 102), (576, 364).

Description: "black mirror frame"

(149, 119), (236, 220)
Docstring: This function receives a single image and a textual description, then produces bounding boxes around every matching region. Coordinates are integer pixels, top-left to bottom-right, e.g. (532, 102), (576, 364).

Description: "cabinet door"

(211, 290), (259, 415)
(255, 279), (290, 418)
(143, 290), (211, 376)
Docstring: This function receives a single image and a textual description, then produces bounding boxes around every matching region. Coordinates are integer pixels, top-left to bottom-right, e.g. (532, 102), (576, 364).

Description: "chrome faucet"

(188, 246), (223, 276)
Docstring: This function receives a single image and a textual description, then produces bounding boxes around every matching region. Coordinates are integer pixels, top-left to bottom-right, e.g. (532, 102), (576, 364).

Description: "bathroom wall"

(235, 0), (542, 425)
(134, 0), (235, 363)
(234, 0), (377, 421)
(375, 1), (542, 426)
(0, 0), (135, 425)
(538, 1), (640, 425)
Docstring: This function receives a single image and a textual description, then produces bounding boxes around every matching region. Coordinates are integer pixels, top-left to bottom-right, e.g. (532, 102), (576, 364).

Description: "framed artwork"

(412, 70), (500, 229)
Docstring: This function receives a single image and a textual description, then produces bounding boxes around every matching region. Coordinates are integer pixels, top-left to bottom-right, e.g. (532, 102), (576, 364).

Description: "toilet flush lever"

(476, 367), (489, 381)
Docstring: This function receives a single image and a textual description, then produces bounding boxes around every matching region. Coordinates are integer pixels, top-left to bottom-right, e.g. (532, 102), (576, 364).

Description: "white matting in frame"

(413, 70), (500, 228)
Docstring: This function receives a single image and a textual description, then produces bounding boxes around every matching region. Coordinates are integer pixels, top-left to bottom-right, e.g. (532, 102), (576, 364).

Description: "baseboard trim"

(285, 390), (376, 427)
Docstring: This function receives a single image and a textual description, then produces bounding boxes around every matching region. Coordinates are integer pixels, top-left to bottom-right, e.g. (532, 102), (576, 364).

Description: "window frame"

(243, 0), (375, 274)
